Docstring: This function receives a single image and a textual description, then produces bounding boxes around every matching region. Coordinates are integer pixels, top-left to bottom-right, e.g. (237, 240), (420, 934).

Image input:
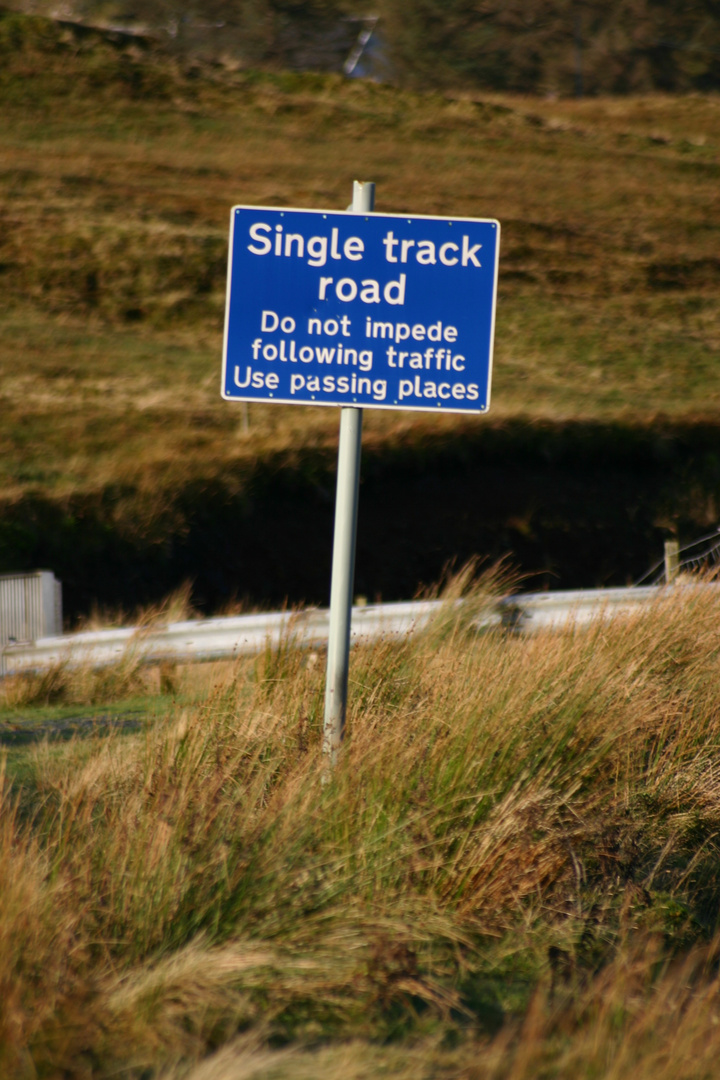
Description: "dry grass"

(0, 649), (152, 708)
(1, 13), (720, 508)
(2, 571), (720, 1075)
(1, 12), (720, 618)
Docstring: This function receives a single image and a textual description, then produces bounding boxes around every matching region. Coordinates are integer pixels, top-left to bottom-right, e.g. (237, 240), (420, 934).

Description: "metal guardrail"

(496, 585), (669, 632)
(0, 600), (444, 676)
(1, 584), (717, 677)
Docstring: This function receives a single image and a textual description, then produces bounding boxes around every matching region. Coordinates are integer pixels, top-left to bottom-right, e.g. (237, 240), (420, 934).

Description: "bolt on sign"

(222, 207), (500, 413)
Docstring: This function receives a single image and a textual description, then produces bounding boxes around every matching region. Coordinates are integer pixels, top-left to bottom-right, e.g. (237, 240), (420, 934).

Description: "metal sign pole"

(323, 179), (375, 763)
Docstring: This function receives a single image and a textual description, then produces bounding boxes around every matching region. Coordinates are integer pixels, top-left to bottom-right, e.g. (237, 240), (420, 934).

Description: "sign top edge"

(230, 204), (501, 228)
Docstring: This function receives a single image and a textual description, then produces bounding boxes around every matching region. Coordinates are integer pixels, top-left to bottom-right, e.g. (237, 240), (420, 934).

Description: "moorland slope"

(1, 9), (719, 615)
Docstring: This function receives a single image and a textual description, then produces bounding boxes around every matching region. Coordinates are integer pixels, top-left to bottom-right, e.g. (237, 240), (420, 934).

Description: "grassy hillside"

(3, 576), (720, 1077)
(4, 23), (720, 1074)
(1, 9), (720, 613)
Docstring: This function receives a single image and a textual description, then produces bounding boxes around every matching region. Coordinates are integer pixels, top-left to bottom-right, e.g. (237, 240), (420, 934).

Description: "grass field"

(0, 23), (719, 593)
(3, 573), (720, 1077)
(4, 18), (720, 1074)
(1, 12), (720, 614)
(2, 12), (720, 500)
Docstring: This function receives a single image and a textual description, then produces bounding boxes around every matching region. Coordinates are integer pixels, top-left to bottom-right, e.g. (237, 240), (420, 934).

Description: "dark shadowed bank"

(2, 417), (719, 622)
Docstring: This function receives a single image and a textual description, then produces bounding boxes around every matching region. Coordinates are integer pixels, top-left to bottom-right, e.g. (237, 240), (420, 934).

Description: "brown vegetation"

(0, 10), (719, 610)
(1, 12), (719, 503)
(1, 8), (719, 611)
(2, 574), (720, 1075)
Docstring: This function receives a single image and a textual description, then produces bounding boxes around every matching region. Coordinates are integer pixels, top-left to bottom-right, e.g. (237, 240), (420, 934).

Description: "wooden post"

(664, 539), (679, 584)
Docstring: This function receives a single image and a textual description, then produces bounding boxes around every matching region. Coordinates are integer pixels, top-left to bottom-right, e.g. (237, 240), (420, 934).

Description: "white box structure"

(0, 571), (62, 658)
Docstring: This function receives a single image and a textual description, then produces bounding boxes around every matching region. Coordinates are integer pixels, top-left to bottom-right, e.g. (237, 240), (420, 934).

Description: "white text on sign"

(247, 223), (482, 304)
(222, 206), (499, 413)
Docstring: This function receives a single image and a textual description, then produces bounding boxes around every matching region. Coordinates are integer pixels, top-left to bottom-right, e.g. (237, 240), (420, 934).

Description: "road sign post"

(323, 181), (374, 760)
(222, 182), (500, 763)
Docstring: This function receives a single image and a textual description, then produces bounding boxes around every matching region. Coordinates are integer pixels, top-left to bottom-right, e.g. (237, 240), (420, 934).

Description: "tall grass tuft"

(0, 651), (152, 708)
(2, 572), (720, 1075)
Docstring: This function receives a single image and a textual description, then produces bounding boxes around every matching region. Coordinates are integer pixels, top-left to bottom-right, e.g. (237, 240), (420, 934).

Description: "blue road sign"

(222, 206), (500, 414)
